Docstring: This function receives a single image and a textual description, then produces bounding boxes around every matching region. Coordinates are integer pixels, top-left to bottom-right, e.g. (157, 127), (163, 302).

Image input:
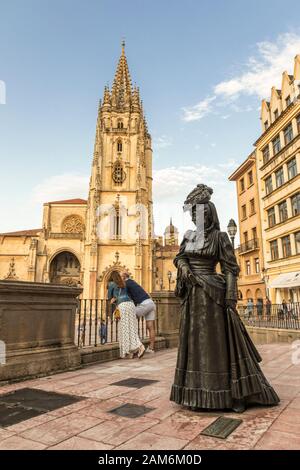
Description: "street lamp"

(227, 218), (237, 250)
(167, 271), (172, 291)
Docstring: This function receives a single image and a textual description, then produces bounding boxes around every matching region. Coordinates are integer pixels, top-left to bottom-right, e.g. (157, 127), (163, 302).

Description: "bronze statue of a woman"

(170, 184), (279, 412)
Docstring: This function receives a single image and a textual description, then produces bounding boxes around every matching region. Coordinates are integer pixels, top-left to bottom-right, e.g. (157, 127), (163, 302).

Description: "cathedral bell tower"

(83, 42), (153, 298)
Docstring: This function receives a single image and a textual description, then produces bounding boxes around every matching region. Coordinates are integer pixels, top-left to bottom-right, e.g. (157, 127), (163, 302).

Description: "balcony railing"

(76, 299), (154, 348)
(238, 238), (259, 254)
(237, 302), (300, 330)
(75, 298), (300, 349)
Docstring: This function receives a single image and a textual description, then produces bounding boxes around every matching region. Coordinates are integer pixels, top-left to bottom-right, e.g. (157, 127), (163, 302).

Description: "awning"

(269, 271), (300, 288)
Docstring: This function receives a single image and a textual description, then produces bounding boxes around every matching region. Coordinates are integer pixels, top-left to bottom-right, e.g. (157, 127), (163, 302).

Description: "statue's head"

(184, 184), (220, 232)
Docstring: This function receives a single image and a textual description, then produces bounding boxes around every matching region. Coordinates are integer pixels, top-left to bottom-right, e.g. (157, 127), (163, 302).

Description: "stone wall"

(246, 326), (300, 344)
(0, 280), (81, 384)
(152, 291), (181, 348)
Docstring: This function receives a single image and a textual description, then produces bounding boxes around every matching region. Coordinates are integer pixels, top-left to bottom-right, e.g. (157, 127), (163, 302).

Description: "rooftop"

(44, 198), (87, 205)
(0, 228), (42, 237)
(0, 343), (299, 450)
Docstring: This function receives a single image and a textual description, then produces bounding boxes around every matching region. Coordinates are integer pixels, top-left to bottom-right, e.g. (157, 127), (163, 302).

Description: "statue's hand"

(180, 265), (197, 285)
(226, 299), (237, 311)
(180, 265), (191, 281)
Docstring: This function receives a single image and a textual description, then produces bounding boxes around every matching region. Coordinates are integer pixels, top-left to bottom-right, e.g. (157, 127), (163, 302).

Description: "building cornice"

(228, 153), (256, 181)
(254, 99), (300, 147)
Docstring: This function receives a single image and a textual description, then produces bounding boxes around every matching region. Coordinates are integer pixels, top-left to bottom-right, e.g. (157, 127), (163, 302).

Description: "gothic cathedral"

(84, 42), (154, 297)
(0, 44), (157, 298)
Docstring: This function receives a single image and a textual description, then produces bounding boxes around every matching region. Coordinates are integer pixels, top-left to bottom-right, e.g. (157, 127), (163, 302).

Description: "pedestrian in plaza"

(121, 271), (156, 353)
(108, 271), (145, 359)
(266, 297), (272, 320)
(256, 299), (263, 317)
(99, 319), (107, 344)
(282, 299), (288, 317)
(246, 298), (254, 319)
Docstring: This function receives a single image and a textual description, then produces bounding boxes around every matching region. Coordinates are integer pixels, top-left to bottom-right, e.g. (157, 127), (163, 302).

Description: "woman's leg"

(146, 320), (155, 350)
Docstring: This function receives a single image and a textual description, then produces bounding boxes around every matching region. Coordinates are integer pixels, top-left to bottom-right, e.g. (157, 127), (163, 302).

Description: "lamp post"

(167, 271), (172, 291)
(227, 218), (237, 250)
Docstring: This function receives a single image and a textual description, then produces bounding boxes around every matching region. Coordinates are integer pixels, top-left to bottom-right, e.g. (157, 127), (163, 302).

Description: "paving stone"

(116, 431), (188, 450)
(0, 344), (299, 450)
(48, 436), (114, 450)
(0, 435), (47, 450)
(20, 414), (102, 446)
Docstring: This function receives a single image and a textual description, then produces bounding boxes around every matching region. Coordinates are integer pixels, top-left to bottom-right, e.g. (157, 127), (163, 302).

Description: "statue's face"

(191, 204), (212, 228)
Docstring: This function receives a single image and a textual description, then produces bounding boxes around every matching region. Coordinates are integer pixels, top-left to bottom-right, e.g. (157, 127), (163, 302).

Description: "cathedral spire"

(111, 41), (132, 109)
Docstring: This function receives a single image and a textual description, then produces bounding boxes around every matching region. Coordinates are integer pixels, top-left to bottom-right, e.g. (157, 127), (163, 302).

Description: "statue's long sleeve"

(218, 232), (240, 301)
(174, 233), (190, 269)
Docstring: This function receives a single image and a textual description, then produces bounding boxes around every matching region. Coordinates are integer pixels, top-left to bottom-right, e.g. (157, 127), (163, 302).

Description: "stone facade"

(229, 152), (266, 303)
(230, 55), (300, 304)
(0, 44), (160, 298)
(256, 55), (300, 303)
(153, 220), (179, 292)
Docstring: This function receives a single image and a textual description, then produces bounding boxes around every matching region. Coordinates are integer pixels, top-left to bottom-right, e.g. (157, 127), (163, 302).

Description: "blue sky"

(1, 0), (300, 238)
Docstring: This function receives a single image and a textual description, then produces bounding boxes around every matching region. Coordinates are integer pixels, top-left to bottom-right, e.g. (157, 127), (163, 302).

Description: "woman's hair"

(111, 271), (125, 288)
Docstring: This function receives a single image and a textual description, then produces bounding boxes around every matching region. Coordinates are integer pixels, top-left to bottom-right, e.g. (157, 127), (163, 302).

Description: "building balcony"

(238, 238), (259, 254)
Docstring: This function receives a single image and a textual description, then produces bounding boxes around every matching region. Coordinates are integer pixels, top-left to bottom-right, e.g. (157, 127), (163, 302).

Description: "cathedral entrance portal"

(50, 251), (81, 286)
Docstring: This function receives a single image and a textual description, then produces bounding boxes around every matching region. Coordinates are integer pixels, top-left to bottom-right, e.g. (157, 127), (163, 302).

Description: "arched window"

(117, 120), (124, 129)
(112, 161), (126, 184)
(117, 140), (122, 152)
(246, 289), (253, 301)
(113, 212), (122, 240)
(110, 196), (123, 240)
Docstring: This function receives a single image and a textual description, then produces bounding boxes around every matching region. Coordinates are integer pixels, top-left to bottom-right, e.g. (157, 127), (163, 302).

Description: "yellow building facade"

(153, 220), (179, 291)
(229, 152), (266, 303)
(255, 55), (300, 303)
(0, 44), (156, 298)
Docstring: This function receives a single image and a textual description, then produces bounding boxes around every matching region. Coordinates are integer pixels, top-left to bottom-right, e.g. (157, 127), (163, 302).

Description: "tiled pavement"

(0, 343), (299, 450)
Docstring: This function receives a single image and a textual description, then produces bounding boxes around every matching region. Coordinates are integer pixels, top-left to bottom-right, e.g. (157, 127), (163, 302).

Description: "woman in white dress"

(108, 271), (145, 359)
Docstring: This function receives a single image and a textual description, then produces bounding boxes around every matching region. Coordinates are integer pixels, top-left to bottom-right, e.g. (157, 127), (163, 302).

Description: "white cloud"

(31, 173), (88, 203)
(153, 162), (238, 239)
(183, 32), (300, 121)
(0, 173), (89, 233)
(153, 135), (172, 149)
(182, 96), (216, 122)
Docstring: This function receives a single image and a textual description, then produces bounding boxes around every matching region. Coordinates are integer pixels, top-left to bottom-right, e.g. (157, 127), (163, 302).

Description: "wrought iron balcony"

(238, 238), (259, 254)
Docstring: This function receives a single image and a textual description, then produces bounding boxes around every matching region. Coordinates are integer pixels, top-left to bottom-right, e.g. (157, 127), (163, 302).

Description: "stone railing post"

(152, 291), (181, 347)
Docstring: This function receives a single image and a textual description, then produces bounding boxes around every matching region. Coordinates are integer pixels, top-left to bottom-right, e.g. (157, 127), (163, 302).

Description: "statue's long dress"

(170, 230), (279, 409)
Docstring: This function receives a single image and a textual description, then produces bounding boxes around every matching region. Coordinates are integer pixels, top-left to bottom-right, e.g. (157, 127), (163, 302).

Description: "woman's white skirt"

(118, 301), (142, 358)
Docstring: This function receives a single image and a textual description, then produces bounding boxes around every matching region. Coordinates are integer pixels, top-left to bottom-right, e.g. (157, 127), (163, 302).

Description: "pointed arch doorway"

(50, 251), (81, 286)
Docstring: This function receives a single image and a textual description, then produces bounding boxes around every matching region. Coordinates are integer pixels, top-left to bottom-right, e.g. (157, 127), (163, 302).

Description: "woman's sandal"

(137, 344), (145, 359)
